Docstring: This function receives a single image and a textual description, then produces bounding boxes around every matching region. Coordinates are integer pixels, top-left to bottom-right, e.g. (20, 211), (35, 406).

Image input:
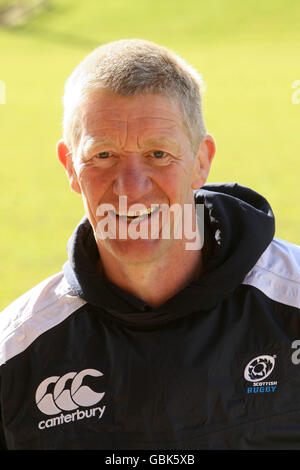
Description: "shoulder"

(0, 272), (86, 366)
(243, 238), (300, 308)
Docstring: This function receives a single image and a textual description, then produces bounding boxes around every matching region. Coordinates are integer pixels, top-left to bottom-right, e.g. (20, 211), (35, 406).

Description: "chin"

(100, 237), (172, 264)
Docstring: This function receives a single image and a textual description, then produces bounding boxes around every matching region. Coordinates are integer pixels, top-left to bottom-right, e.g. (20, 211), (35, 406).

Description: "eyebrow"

(141, 136), (181, 150)
(81, 135), (181, 157)
(82, 137), (117, 157)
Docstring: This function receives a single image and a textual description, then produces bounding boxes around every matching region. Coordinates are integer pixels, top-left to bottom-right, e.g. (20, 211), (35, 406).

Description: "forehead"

(80, 91), (187, 138)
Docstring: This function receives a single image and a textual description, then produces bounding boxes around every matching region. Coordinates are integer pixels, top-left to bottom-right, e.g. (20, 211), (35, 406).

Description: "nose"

(113, 156), (153, 201)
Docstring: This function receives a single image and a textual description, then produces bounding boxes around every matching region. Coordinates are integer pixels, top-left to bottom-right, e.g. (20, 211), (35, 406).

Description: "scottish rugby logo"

(244, 355), (275, 382)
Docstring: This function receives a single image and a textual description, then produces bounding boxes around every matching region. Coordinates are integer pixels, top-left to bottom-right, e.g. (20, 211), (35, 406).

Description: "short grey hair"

(62, 39), (207, 155)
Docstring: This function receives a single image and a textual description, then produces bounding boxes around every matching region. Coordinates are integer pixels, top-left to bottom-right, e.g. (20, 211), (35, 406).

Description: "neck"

(97, 242), (203, 308)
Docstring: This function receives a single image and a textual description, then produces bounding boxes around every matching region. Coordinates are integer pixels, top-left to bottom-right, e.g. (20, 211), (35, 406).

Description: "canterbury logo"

(35, 369), (105, 416)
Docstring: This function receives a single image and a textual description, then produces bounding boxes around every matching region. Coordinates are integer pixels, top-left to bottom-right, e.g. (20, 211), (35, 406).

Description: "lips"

(113, 205), (161, 223)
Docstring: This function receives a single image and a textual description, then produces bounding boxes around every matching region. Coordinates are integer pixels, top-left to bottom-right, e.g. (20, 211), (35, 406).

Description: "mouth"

(113, 205), (161, 223)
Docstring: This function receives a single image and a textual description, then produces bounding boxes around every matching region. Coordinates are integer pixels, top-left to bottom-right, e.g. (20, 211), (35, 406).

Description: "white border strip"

(243, 238), (300, 309)
(0, 273), (86, 366)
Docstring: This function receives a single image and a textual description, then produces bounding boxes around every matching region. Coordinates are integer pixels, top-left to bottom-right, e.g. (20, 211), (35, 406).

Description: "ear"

(56, 139), (81, 194)
(191, 134), (216, 189)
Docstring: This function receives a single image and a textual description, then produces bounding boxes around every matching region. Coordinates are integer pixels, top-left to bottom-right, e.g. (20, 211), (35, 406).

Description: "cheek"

(156, 164), (194, 200)
(77, 167), (108, 207)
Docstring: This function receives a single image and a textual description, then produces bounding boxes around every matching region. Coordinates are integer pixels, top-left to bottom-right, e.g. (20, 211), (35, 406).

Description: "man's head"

(61, 39), (208, 156)
(57, 39), (215, 266)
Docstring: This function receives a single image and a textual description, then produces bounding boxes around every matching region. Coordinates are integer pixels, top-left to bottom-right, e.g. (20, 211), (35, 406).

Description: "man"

(1, 39), (300, 450)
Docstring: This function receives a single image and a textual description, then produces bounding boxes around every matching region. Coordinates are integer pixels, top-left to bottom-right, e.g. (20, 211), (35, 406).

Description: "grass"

(1, 0), (300, 309)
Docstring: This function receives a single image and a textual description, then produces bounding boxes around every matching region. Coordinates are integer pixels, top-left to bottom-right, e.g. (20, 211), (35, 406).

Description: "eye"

(96, 151), (110, 159)
(152, 150), (167, 159)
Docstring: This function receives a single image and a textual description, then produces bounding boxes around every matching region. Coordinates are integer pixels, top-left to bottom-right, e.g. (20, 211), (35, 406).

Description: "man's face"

(61, 91), (213, 264)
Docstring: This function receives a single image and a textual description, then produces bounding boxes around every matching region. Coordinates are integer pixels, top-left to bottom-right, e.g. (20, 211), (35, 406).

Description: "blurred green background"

(1, 0), (300, 309)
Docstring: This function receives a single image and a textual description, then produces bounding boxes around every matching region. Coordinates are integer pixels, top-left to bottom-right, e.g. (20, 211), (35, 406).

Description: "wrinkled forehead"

(82, 89), (183, 119)
(78, 90), (191, 144)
